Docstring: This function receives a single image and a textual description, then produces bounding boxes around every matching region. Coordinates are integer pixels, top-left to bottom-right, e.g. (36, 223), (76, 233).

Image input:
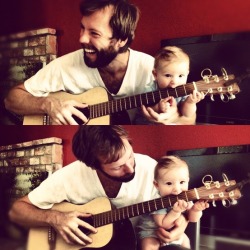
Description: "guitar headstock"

(195, 68), (240, 102)
(195, 177), (242, 207)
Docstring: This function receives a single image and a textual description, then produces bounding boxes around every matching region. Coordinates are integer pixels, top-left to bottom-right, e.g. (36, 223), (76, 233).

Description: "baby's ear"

(152, 69), (157, 79)
(153, 180), (159, 189)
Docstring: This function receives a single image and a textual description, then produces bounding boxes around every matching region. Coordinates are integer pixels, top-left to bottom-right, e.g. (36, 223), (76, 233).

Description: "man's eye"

(91, 32), (100, 37)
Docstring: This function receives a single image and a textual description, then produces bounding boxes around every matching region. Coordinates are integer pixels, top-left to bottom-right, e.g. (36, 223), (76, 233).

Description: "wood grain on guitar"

(23, 74), (240, 125)
(27, 179), (242, 250)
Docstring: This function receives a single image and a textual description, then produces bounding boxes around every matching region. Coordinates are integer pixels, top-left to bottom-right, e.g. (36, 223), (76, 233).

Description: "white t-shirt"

(24, 49), (155, 122)
(28, 153), (158, 210)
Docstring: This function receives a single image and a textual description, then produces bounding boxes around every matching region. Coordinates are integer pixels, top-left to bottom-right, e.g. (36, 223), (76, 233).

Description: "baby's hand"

(158, 96), (176, 113)
(172, 200), (189, 213)
(186, 90), (205, 104)
(192, 200), (209, 211)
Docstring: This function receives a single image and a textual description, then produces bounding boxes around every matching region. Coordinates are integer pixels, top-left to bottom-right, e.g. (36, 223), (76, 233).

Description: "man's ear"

(118, 38), (128, 48)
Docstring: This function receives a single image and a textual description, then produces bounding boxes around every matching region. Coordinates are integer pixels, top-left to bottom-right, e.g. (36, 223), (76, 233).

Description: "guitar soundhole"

(78, 216), (94, 235)
(72, 107), (90, 125)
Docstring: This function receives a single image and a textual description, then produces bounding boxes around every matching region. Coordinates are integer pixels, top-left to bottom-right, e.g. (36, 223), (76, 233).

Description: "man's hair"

(72, 125), (130, 169)
(80, 0), (140, 52)
(154, 46), (190, 70)
(154, 155), (189, 180)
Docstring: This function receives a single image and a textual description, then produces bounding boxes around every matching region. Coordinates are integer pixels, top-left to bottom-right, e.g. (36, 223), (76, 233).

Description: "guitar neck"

(89, 83), (196, 119)
(92, 189), (197, 228)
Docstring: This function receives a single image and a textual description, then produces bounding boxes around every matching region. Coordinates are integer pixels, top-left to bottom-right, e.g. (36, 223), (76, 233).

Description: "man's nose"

(79, 30), (90, 44)
(123, 164), (134, 174)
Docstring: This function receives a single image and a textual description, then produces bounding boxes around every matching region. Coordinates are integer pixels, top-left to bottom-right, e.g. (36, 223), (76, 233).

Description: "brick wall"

(0, 137), (63, 240)
(0, 137), (63, 175)
(0, 28), (58, 124)
(0, 27), (57, 89)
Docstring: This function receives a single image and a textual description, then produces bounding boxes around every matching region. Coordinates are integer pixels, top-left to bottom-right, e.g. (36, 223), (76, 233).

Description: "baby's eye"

(166, 182), (172, 185)
(179, 74), (185, 78)
(165, 74), (172, 78)
(180, 181), (186, 184)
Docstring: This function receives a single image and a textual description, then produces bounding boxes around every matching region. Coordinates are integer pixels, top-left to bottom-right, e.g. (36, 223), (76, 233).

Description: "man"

(4, 0), (156, 125)
(9, 126), (188, 249)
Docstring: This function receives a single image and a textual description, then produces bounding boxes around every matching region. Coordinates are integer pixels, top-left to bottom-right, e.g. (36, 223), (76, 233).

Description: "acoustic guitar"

(23, 74), (240, 125)
(27, 179), (242, 250)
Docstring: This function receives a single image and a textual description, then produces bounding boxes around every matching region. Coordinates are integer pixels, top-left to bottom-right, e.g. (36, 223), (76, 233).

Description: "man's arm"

(9, 195), (97, 246)
(4, 83), (88, 125)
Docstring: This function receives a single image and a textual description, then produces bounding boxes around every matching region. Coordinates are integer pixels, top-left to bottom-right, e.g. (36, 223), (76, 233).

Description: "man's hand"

(142, 97), (179, 124)
(44, 97), (89, 125)
(156, 214), (188, 244)
(50, 210), (97, 246)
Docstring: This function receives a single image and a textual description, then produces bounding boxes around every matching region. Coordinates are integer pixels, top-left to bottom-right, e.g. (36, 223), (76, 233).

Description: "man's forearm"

(4, 84), (47, 115)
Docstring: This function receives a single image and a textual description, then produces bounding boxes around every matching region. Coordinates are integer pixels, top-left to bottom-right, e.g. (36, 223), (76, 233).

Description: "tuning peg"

(212, 75), (219, 82)
(231, 199), (238, 205)
(229, 93), (236, 100)
(210, 94), (214, 101)
(212, 200), (216, 207)
(220, 93), (225, 101)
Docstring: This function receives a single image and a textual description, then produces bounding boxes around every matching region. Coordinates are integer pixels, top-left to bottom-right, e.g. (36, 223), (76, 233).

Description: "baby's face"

(154, 60), (189, 89)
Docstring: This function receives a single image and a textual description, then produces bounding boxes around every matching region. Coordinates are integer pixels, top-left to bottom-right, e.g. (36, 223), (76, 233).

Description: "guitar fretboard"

(89, 83), (196, 119)
(92, 189), (198, 228)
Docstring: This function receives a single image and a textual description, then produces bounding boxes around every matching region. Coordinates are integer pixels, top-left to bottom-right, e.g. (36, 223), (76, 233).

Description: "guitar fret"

(160, 197), (164, 208)
(175, 88), (178, 97)
(183, 85), (187, 96)
(154, 199), (157, 210)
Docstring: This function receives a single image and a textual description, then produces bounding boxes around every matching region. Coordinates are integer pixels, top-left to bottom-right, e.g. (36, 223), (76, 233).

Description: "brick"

(46, 35), (57, 54)
(29, 36), (46, 47)
(34, 146), (46, 156)
(34, 46), (46, 56)
(19, 158), (30, 166)
(0, 152), (7, 159)
(37, 28), (56, 35)
(52, 144), (63, 164)
(23, 48), (34, 57)
(7, 151), (15, 157)
(40, 155), (52, 164)
(25, 148), (34, 157)
(16, 150), (25, 157)
(30, 157), (40, 165)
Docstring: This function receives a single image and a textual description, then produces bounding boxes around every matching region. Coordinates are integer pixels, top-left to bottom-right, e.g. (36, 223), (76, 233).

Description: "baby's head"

(153, 46), (190, 89)
(154, 155), (190, 196)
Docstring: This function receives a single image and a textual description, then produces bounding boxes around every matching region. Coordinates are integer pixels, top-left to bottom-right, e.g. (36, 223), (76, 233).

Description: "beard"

(83, 44), (119, 68)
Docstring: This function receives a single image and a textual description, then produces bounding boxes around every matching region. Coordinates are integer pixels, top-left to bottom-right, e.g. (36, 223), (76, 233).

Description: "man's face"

(79, 6), (121, 68)
(99, 139), (136, 182)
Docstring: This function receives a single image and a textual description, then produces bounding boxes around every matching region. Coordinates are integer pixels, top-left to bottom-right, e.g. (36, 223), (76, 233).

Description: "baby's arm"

(187, 200), (209, 222)
(181, 90), (204, 118)
(153, 200), (188, 230)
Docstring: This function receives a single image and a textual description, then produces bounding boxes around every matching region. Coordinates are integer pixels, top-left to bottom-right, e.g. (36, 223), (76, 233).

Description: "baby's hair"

(154, 46), (190, 69)
(154, 155), (189, 180)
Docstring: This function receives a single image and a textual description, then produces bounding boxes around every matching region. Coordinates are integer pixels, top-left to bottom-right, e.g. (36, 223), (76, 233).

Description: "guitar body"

(27, 197), (136, 250)
(23, 87), (110, 125)
(28, 197), (111, 250)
